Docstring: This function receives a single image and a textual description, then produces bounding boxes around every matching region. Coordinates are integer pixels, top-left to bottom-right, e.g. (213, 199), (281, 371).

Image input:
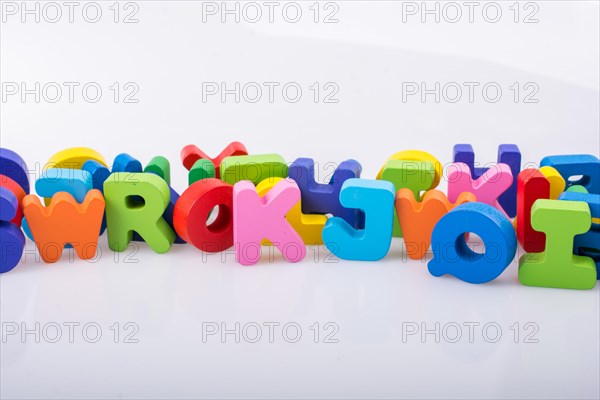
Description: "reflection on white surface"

(2, 239), (599, 399)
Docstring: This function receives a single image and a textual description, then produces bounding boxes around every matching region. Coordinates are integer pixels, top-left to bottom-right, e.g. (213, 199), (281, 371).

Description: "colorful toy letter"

(376, 150), (443, 188)
(45, 147), (107, 171)
(539, 166), (566, 199)
(104, 173), (175, 253)
(0, 174), (26, 226)
(453, 144), (521, 217)
(83, 160), (111, 193)
(22, 190), (105, 263)
(112, 153), (142, 173)
(518, 199), (597, 289)
(181, 142), (248, 177)
(256, 177), (327, 245)
(0, 148), (30, 194)
(516, 169), (550, 252)
(322, 179), (395, 261)
(566, 190), (600, 229)
(429, 202), (517, 284)
(37, 168), (93, 203)
(0, 187), (19, 221)
(152, 184), (186, 244)
(82, 161), (111, 234)
(512, 165), (565, 235)
(380, 160), (435, 236)
(233, 179), (305, 266)
(143, 155), (185, 244)
(0, 148), (28, 273)
(567, 185), (589, 194)
(540, 154), (600, 194)
(22, 168), (101, 241)
(188, 159), (216, 186)
(566, 185), (600, 224)
(144, 156), (171, 185)
(448, 163), (513, 216)
(289, 158), (364, 228)
(220, 154), (288, 185)
(558, 191), (600, 279)
(112, 154), (184, 244)
(0, 187), (25, 273)
(174, 178), (233, 252)
(395, 189), (475, 260)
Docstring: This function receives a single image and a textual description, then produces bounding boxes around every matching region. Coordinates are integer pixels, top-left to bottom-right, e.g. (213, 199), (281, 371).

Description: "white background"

(1, 1), (599, 399)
